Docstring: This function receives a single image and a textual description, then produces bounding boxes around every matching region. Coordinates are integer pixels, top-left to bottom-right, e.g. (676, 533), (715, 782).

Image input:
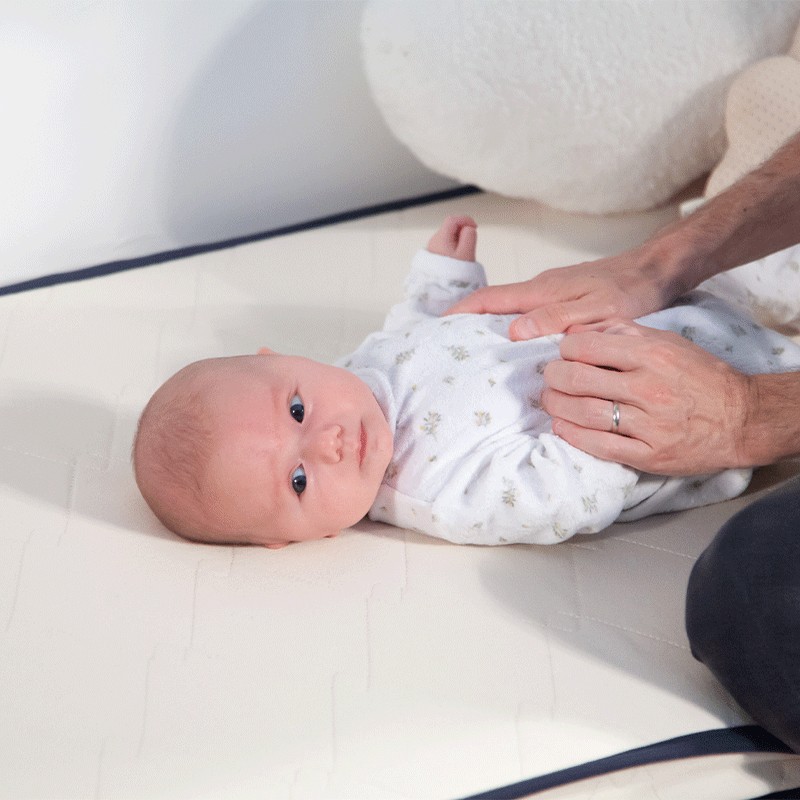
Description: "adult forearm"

(648, 131), (800, 299)
(740, 371), (800, 467)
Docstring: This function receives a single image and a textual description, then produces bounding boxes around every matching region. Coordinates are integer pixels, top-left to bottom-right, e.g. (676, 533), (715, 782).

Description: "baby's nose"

(309, 425), (343, 464)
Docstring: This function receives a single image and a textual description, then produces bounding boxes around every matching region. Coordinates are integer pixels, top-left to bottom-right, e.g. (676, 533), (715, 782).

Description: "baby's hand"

(427, 215), (477, 261)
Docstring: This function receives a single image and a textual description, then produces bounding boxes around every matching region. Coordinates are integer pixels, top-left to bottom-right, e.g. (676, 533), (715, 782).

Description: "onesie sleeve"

(382, 250), (488, 332)
(425, 433), (640, 545)
(372, 431), (641, 545)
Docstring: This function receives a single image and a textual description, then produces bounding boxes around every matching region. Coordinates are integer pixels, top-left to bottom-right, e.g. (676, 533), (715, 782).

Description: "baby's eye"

(291, 465), (307, 495)
(289, 393), (304, 423)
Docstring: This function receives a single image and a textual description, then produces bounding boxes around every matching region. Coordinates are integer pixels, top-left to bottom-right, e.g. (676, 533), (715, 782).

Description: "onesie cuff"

(407, 250), (487, 298)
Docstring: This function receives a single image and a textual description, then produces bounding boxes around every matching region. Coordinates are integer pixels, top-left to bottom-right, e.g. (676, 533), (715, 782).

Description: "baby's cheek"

(335, 481), (377, 529)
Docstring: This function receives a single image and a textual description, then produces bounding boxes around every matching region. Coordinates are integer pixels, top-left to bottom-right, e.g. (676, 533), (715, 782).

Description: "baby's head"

(133, 352), (393, 547)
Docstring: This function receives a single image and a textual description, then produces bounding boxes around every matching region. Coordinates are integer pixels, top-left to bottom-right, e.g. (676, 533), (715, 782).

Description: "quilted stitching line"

(610, 537), (696, 560)
(554, 610), (690, 651)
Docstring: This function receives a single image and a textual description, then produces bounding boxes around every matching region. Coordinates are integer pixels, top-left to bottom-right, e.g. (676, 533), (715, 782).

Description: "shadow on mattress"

(0, 389), (168, 540)
(479, 461), (800, 725)
(3, 383), (795, 731)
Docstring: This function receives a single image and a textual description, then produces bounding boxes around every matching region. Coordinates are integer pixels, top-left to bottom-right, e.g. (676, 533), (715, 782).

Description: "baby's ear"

(257, 347), (276, 356)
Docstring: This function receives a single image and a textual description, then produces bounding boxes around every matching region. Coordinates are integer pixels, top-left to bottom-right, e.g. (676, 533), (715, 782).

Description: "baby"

(133, 217), (800, 547)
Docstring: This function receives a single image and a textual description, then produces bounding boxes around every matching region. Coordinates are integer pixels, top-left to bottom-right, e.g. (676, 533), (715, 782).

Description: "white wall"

(0, 1), (457, 288)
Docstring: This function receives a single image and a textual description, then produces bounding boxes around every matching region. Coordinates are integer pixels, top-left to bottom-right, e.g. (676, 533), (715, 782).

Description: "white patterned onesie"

(338, 251), (800, 545)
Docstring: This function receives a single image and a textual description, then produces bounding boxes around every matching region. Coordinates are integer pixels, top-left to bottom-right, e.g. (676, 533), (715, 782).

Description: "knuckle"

(590, 400), (611, 429)
(648, 335), (684, 367)
(641, 381), (676, 407)
(584, 331), (607, 358)
(650, 343), (675, 365)
(603, 434), (626, 462)
(545, 304), (574, 332)
(558, 333), (583, 361)
(558, 363), (581, 394)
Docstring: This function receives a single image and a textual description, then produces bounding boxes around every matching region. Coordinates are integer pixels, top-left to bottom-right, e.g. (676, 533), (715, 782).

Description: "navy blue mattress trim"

(1, 186), (480, 297)
(459, 725), (795, 799)
(12, 188), (797, 799)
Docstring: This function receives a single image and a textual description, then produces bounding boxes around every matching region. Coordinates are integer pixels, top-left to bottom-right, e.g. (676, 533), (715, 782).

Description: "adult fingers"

(565, 319), (645, 336)
(444, 282), (537, 316)
(508, 296), (622, 340)
(542, 389), (643, 437)
(556, 326), (665, 372)
(543, 360), (638, 405)
(549, 418), (654, 469)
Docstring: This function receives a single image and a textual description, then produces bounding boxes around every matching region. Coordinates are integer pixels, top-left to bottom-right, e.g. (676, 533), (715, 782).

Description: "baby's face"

(203, 353), (393, 547)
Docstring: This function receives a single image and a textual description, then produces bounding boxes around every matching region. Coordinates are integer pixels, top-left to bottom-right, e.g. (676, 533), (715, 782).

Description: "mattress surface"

(2, 193), (799, 799)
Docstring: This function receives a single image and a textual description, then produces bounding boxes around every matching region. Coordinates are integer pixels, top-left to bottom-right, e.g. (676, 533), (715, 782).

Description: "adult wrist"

(636, 223), (714, 306)
(738, 372), (800, 467)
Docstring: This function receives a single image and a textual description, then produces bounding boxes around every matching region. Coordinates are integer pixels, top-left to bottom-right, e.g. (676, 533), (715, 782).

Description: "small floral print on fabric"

(395, 349), (415, 365)
(552, 522), (569, 540)
(474, 410), (492, 427)
(420, 411), (442, 438)
(445, 345), (470, 362)
(501, 478), (517, 507)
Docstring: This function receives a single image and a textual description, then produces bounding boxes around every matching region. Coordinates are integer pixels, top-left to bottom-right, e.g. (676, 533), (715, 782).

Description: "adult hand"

(445, 132), (800, 340)
(444, 245), (680, 339)
(540, 321), (754, 475)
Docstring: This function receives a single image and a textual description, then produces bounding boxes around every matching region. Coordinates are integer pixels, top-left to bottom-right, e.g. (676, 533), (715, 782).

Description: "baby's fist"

(427, 216), (477, 261)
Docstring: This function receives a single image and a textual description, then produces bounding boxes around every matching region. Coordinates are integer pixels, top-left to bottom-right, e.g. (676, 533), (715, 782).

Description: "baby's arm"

(427, 215), (477, 261)
(380, 217), (486, 330)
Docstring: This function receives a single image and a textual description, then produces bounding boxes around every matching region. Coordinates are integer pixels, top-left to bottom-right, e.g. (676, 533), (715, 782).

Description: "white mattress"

(2, 192), (799, 799)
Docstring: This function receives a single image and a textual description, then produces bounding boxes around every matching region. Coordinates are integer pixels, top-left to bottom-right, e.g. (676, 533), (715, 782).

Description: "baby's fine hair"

(132, 370), (216, 541)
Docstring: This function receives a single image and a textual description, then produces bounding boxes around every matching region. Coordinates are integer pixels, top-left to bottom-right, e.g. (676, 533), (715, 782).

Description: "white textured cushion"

(362, 0), (800, 214)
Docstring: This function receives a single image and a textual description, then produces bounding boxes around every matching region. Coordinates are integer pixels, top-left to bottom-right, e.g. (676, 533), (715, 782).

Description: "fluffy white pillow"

(361, 0), (800, 214)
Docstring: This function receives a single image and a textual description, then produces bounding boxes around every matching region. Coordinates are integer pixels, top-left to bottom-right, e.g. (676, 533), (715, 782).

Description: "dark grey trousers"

(686, 475), (800, 752)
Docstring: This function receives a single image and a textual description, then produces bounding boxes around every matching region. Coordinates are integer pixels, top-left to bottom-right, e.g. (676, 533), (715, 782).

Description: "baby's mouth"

(359, 422), (366, 467)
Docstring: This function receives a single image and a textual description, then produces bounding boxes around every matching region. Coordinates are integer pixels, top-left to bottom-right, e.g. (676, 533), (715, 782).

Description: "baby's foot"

(427, 215), (477, 261)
